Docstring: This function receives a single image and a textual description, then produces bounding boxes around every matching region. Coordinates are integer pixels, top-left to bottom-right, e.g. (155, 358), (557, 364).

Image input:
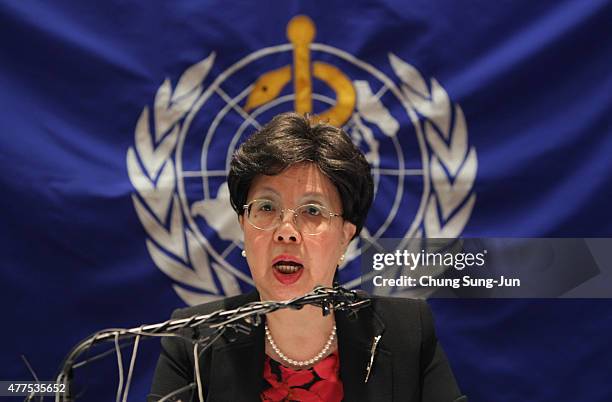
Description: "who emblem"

(127, 15), (477, 305)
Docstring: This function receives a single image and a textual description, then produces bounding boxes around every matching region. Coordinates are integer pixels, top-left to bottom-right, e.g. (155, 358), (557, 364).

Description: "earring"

(339, 254), (345, 262)
(241, 250), (247, 257)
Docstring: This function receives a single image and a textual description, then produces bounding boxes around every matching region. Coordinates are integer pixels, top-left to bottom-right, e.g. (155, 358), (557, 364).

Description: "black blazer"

(149, 292), (467, 402)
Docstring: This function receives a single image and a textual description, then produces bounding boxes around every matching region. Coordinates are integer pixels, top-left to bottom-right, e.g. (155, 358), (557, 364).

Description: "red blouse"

(261, 351), (343, 402)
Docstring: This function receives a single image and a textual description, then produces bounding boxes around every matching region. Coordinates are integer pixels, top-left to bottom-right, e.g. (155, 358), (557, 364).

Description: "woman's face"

(240, 163), (356, 301)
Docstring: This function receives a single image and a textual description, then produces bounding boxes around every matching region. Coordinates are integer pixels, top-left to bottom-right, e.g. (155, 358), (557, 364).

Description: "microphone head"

(351, 289), (370, 299)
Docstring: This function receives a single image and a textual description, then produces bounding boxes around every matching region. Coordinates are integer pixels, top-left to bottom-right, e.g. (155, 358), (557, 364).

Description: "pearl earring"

(339, 254), (345, 262)
(241, 250), (246, 257)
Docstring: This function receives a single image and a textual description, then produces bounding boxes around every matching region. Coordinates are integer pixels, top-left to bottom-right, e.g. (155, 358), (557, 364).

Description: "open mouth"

(272, 261), (304, 284)
(274, 261), (303, 274)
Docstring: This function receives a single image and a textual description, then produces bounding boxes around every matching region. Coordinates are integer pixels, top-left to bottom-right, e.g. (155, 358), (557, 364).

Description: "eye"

(304, 205), (323, 216)
(257, 200), (276, 212)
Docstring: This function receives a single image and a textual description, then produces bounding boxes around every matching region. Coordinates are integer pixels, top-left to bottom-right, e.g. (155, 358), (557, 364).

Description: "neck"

(264, 305), (336, 364)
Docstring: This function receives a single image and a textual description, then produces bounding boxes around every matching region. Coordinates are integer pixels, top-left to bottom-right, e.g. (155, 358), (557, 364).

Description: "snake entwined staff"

(52, 286), (370, 402)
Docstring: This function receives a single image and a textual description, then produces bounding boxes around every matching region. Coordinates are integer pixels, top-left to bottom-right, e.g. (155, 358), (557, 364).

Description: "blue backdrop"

(1, 1), (611, 401)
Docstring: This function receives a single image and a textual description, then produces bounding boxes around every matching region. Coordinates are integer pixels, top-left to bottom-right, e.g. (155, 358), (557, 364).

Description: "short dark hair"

(228, 112), (373, 238)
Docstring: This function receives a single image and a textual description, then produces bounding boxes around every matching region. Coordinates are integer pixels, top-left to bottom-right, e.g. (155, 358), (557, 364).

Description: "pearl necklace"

(265, 323), (337, 367)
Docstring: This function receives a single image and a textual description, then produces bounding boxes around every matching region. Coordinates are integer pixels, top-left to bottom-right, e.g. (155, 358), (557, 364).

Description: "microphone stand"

(53, 286), (370, 402)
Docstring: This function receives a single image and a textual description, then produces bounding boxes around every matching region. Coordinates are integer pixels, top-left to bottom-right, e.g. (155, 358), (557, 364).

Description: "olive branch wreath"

(126, 53), (239, 305)
(127, 53), (476, 305)
(389, 54), (477, 239)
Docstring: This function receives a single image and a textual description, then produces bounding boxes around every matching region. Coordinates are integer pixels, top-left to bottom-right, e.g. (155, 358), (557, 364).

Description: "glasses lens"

(248, 200), (279, 230)
(296, 204), (329, 235)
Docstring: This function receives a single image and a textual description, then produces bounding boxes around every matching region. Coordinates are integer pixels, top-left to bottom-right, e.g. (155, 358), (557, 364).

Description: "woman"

(149, 113), (466, 402)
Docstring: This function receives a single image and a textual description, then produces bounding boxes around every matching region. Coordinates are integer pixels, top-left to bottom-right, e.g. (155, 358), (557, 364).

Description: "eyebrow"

(252, 187), (280, 198)
(251, 189), (331, 205)
(298, 192), (328, 204)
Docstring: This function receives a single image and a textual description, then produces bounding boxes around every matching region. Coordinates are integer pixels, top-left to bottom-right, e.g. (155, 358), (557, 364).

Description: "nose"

(274, 209), (301, 243)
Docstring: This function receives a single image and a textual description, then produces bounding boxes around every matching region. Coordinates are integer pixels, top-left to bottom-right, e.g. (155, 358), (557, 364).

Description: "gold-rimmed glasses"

(243, 199), (342, 235)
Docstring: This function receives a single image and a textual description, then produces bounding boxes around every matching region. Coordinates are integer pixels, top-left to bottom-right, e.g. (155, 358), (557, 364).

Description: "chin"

(263, 283), (312, 301)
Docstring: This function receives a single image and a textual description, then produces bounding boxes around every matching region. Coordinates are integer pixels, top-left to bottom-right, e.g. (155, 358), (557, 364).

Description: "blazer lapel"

(337, 306), (393, 402)
(204, 291), (265, 402)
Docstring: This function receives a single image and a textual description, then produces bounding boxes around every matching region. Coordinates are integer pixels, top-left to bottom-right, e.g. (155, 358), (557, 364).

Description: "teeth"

(275, 264), (302, 274)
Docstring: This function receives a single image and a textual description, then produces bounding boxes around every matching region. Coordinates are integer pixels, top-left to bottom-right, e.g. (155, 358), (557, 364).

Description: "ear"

(238, 214), (245, 230)
(341, 221), (357, 247)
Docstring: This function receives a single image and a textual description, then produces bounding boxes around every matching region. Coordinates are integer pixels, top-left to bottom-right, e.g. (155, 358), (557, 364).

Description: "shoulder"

(367, 296), (438, 351)
(157, 291), (260, 365)
(369, 296), (434, 330)
(369, 295), (428, 313)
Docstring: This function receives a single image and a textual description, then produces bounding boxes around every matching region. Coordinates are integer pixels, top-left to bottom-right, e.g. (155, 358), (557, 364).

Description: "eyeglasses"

(243, 199), (342, 235)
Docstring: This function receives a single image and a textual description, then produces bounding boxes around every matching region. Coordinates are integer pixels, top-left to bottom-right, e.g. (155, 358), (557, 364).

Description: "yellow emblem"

(244, 15), (356, 127)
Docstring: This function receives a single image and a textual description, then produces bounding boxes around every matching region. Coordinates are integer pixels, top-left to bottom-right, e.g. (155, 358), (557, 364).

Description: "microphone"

(351, 288), (370, 299)
(54, 286), (370, 402)
(307, 285), (371, 315)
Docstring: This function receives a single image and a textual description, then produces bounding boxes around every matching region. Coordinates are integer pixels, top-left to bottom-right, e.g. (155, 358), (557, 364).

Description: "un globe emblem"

(128, 15), (477, 304)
